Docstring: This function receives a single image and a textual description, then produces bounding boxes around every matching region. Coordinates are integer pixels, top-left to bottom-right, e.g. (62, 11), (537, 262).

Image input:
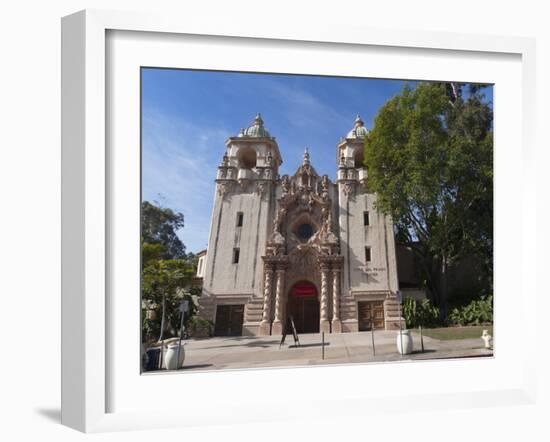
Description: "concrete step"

(246, 301), (264, 322)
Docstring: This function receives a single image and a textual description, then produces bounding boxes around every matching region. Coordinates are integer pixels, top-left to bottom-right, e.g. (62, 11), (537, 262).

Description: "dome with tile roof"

(345, 115), (369, 139)
(239, 113), (272, 138)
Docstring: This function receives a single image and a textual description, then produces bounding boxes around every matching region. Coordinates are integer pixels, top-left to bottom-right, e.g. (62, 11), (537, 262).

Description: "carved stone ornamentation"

(281, 174), (290, 195)
(343, 182), (355, 198)
(273, 207), (287, 234)
(332, 269), (340, 321)
(321, 175), (330, 200)
(217, 182), (231, 197)
(259, 265), (275, 336)
(200, 114), (401, 338)
(271, 268), (286, 335)
(319, 262), (331, 333)
(261, 268), (273, 323)
(256, 182), (267, 197)
(221, 153), (229, 167)
(266, 229), (285, 256)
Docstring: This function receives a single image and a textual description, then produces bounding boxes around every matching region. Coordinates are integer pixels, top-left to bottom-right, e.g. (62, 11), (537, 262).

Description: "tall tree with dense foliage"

(364, 82), (493, 312)
(141, 200), (186, 259)
(141, 201), (201, 343)
(142, 246), (196, 342)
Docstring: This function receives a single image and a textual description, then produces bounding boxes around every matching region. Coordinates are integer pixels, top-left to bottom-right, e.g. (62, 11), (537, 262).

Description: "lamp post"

(396, 290), (404, 356)
(176, 299), (189, 370)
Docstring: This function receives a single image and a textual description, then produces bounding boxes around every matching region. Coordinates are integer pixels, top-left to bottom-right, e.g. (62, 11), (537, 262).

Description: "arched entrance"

(287, 281), (320, 334)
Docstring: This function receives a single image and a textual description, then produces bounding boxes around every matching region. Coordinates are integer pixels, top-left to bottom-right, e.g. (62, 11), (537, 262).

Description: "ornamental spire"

(303, 147), (310, 165)
(253, 113), (264, 127)
(240, 113), (271, 138)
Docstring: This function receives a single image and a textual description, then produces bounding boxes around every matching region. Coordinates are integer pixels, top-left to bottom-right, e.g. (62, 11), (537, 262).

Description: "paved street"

(146, 330), (493, 373)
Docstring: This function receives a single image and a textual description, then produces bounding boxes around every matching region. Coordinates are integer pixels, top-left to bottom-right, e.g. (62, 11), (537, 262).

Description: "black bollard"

(371, 326), (375, 356)
(175, 310), (185, 370)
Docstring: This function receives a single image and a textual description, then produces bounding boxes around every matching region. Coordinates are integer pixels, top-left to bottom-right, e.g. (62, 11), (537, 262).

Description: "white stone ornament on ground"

(481, 329), (493, 349)
(396, 329), (413, 355)
(163, 342), (186, 370)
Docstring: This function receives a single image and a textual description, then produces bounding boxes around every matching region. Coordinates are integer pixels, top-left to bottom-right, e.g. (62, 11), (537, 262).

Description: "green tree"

(364, 82), (493, 313)
(142, 241), (165, 267)
(141, 201), (203, 344)
(142, 257), (195, 342)
(142, 200), (186, 259)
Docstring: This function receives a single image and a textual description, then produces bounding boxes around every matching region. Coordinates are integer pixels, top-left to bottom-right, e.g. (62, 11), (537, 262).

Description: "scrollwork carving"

(256, 182), (267, 197)
(343, 182), (354, 198)
(217, 182), (231, 197)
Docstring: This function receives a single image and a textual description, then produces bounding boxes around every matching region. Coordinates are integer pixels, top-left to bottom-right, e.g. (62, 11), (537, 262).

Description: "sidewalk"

(145, 330), (493, 373)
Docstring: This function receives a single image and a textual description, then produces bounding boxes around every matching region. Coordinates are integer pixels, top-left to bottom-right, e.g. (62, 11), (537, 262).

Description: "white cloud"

(142, 109), (228, 253)
(262, 78), (350, 130)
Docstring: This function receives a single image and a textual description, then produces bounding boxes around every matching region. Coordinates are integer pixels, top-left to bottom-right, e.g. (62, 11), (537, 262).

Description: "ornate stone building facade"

(198, 114), (402, 336)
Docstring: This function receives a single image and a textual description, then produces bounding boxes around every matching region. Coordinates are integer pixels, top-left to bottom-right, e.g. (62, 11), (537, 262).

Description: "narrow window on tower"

(236, 212), (244, 227)
(363, 211), (370, 226)
(233, 248), (240, 264)
(365, 246), (371, 263)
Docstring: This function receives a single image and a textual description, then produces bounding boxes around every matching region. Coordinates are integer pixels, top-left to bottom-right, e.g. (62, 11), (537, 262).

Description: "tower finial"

(254, 113), (264, 126)
(303, 147), (310, 165)
(355, 114), (364, 126)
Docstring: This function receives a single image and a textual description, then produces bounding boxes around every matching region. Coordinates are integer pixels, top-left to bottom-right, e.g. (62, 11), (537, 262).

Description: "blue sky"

(141, 69), (492, 254)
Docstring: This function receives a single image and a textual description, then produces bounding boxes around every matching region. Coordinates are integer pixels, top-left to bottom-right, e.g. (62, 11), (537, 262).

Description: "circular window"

(297, 223), (314, 240)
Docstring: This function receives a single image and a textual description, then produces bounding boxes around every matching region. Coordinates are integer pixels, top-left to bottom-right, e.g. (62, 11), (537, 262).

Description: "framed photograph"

(61, 9), (537, 433)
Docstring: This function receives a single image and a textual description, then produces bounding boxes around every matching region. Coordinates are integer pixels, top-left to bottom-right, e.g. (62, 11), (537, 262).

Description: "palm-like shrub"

(402, 296), (440, 328)
(187, 316), (214, 338)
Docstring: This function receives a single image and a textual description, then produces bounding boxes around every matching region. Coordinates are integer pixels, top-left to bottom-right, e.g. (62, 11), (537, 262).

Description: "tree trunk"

(439, 254), (448, 319)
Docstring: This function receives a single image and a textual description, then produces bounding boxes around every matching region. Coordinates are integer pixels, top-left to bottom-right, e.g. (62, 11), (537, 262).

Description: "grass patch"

(414, 325), (493, 341)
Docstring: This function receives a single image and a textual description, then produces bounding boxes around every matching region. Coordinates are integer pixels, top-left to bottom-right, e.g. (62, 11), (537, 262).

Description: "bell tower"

(200, 114), (282, 336)
(336, 115), (401, 332)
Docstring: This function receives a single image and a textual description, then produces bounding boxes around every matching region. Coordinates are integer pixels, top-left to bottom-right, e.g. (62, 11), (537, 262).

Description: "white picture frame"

(61, 9), (537, 433)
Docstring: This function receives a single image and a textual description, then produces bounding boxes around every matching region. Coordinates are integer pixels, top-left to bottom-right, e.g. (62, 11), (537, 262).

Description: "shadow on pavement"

(288, 343), (331, 349)
(410, 349), (436, 354)
(180, 364), (214, 370)
(200, 340), (281, 350)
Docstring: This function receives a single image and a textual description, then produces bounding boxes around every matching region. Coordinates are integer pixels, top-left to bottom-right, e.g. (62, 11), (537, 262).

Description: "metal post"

(322, 331), (325, 360)
(175, 299), (189, 371)
(370, 310), (376, 356)
(420, 324), (424, 353)
(159, 341), (164, 370)
(371, 325), (375, 356)
(399, 302), (404, 356)
(175, 310), (185, 370)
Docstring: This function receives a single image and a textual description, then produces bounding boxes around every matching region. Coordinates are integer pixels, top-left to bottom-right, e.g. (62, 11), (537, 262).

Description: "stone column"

(271, 268), (285, 335)
(331, 268), (342, 333)
(320, 264), (331, 333)
(259, 267), (273, 335)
